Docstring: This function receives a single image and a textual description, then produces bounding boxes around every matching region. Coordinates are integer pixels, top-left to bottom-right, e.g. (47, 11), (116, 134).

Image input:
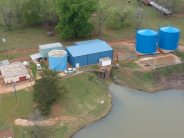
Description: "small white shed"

(99, 57), (111, 66)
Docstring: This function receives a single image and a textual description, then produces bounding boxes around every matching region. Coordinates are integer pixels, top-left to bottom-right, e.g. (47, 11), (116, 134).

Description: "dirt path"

(15, 116), (76, 126)
(15, 111), (90, 127)
(0, 81), (35, 94)
(106, 39), (135, 47)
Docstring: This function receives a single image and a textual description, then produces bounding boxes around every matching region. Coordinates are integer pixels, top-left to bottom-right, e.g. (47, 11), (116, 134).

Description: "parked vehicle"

(23, 61), (30, 67)
(36, 64), (42, 71)
(64, 68), (76, 74)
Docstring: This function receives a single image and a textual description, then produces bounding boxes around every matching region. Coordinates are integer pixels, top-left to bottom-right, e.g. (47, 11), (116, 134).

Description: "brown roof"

(142, 0), (151, 4)
(0, 63), (28, 78)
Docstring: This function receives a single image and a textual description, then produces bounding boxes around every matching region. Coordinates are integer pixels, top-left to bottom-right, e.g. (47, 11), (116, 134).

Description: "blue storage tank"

(158, 26), (180, 51)
(136, 29), (158, 55)
(48, 50), (67, 71)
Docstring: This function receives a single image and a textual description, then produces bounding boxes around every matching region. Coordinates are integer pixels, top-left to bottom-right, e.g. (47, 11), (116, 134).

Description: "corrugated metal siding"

(100, 51), (113, 59)
(65, 48), (74, 67)
(88, 53), (101, 65)
(74, 55), (88, 67)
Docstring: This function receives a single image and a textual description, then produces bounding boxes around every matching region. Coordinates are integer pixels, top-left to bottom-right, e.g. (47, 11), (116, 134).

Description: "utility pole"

(87, 70), (88, 93)
(13, 82), (18, 105)
(2, 34), (8, 59)
(23, 131), (26, 138)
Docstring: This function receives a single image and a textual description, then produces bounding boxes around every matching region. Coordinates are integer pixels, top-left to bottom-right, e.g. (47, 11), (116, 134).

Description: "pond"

(73, 84), (184, 138)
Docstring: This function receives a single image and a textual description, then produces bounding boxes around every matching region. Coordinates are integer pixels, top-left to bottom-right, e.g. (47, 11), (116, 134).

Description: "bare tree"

(0, 7), (13, 31)
(12, 0), (27, 29)
(132, 8), (147, 29)
(97, 1), (114, 38)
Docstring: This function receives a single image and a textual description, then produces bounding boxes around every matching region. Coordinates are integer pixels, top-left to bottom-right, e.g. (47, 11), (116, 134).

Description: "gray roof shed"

(0, 60), (9, 67)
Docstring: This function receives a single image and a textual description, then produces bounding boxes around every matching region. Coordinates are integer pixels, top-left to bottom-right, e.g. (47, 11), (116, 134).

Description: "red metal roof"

(142, 0), (151, 4)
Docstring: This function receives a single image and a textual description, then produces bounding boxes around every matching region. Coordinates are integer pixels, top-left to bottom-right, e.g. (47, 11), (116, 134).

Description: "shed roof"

(66, 40), (113, 57)
(30, 53), (42, 60)
(39, 42), (62, 50)
(142, 0), (151, 4)
(0, 63), (29, 78)
(74, 39), (103, 45)
(137, 29), (158, 36)
(0, 60), (9, 67)
(160, 26), (180, 33)
(150, 1), (171, 14)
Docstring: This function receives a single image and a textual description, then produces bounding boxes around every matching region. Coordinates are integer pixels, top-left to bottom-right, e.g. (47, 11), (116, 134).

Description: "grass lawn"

(0, 72), (111, 138)
(0, 0), (183, 52)
(91, 65), (100, 70)
(0, 88), (34, 138)
(173, 51), (184, 59)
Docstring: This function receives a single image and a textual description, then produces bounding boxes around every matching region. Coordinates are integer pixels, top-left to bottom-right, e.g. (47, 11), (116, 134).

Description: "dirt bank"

(111, 65), (184, 93)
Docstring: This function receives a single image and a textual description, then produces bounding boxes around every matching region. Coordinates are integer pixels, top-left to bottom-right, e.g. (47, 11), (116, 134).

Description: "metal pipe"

(13, 82), (18, 104)
(113, 51), (119, 63)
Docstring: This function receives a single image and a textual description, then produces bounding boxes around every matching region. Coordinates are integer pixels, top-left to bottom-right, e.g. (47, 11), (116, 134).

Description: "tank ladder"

(52, 54), (67, 70)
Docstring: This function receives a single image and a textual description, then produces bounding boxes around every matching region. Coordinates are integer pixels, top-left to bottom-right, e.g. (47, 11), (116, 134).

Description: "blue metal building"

(65, 39), (113, 68)
(136, 29), (158, 55)
(48, 50), (67, 71)
(158, 26), (180, 51)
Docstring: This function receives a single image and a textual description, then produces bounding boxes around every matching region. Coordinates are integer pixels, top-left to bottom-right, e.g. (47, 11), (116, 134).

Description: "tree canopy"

(33, 69), (63, 115)
(55, 0), (97, 39)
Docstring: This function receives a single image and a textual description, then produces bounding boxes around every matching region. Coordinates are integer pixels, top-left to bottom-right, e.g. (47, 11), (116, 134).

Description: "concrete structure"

(158, 26), (180, 51)
(0, 63), (29, 84)
(65, 39), (113, 68)
(136, 29), (158, 55)
(39, 42), (63, 61)
(150, 1), (172, 15)
(48, 50), (67, 71)
(0, 60), (9, 67)
(99, 57), (111, 66)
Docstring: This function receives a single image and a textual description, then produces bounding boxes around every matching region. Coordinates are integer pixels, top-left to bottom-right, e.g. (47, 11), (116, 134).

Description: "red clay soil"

(9, 56), (31, 63)
(107, 39), (135, 47)
(0, 128), (14, 138)
(48, 100), (64, 117)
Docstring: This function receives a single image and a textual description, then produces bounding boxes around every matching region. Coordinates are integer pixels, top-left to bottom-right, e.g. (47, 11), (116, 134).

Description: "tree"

(23, 0), (42, 25)
(0, 0), (13, 31)
(55, 0), (97, 39)
(12, 0), (28, 29)
(33, 69), (63, 115)
(136, 0), (142, 6)
(107, 6), (133, 29)
(97, 1), (114, 38)
(132, 8), (147, 29)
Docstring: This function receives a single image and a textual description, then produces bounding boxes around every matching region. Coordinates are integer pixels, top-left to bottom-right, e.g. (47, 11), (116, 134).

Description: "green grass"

(91, 65), (100, 70)
(173, 51), (184, 59)
(112, 63), (184, 92)
(0, 72), (111, 138)
(30, 62), (37, 79)
(121, 61), (142, 69)
(41, 63), (48, 69)
(0, 88), (34, 138)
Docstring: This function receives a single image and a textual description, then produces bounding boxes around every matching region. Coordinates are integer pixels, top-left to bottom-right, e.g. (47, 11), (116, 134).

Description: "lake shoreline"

(70, 90), (113, 138)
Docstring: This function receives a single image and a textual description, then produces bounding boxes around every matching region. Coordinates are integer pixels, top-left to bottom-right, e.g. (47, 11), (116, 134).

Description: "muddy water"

(73, 84), (184, 138)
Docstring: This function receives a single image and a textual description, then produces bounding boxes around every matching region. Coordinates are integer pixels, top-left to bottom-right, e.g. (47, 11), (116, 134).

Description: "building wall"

(65, 48), (74, 67)
(88, 53), (101, 65)
(69, 50), (113, 68)
(74, 55), (88, 67)
(4, 74), (28, 84)
(40, 46), (63, 60)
